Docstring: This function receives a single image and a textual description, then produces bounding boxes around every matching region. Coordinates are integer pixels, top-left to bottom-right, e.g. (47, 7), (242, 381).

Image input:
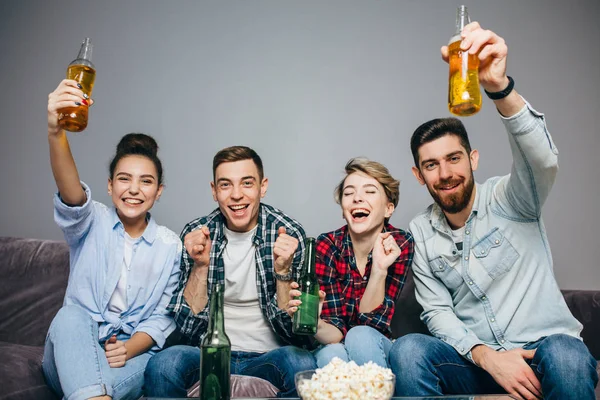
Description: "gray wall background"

(1, 0), (598, 289)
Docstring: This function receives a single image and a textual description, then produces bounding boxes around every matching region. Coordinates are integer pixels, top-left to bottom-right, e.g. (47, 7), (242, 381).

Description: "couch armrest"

(562, 290), (600, 359)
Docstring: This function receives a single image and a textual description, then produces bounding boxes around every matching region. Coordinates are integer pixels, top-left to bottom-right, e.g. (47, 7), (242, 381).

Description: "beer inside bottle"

(200, 345), (231, 400)
(293, 237), (320, 335)
(200, 283), (231, 400)
(58, 38), (96, 132)
(448, 5), (481, 117)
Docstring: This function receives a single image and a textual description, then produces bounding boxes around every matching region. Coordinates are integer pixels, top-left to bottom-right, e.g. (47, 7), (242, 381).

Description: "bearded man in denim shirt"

(389, 22), (598, 400)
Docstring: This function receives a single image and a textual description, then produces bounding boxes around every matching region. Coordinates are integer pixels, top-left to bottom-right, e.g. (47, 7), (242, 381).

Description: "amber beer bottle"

(58, 38), (96, 132)
(448, 5), (481, 117)
(199, 283), (231, 400)
(293, 237), (319, 335)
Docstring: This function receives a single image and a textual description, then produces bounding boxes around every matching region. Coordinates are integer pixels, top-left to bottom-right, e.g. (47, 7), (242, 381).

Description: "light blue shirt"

(54, 182), (182, 350)
(409, 101), (583, 361)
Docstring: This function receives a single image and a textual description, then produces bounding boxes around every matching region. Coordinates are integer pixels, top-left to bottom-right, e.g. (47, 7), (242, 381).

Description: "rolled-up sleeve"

(53, 181), (94, 246)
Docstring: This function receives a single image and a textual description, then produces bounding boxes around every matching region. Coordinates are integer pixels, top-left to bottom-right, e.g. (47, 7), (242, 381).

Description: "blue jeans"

(313, 343), (348, 368)
(345, 325), (393, 368)
(389, 333), (598, 399)
(313, 326), (393, 368)
(42, 305), (152, 400)
(144, 344), (317, 398)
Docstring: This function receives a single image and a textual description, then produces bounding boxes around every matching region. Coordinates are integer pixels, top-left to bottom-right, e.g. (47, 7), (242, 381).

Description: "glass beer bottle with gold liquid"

(448, 6), (481, 116)
(58, 38), (96, 132)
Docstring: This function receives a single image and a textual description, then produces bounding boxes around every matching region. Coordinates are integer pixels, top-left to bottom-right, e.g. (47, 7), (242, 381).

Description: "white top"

(223, 225), (280, 352)
(108, 232), (136, 314)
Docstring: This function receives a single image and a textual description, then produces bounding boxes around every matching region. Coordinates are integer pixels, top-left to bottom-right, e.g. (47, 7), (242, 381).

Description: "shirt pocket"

(471, 227), (519, 280)
(429, 256), (463, 291)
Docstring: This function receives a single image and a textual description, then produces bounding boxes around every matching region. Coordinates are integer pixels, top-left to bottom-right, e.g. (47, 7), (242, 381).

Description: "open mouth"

(123, 198), (143, 205)
(228, 204), (249, 216)
(351, 208), (370, 221)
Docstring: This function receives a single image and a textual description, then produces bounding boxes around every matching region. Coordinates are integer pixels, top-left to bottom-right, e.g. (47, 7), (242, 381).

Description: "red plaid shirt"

(316, 224), (414, 338)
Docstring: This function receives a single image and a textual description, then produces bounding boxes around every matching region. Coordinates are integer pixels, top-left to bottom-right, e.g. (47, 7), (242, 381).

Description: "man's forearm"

(183, 268), (209, 314)
(276, 279), (292, 310)
(493, 88), (525, 118)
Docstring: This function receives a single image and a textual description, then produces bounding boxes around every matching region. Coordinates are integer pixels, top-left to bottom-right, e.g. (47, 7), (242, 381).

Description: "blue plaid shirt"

(168, 203), (314, 348)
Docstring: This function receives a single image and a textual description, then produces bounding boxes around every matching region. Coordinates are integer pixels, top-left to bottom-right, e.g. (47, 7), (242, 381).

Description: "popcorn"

(297, 357), (395, 400)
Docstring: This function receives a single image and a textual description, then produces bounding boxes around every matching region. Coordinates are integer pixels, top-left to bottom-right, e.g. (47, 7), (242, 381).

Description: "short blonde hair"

(334, 157), (400, 209)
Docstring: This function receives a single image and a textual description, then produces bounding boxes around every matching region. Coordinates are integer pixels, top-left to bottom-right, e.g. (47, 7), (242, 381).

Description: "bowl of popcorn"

(295, 357), (395, 400)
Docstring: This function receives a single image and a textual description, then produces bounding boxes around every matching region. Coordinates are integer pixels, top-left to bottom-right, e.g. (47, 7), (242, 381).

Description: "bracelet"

(274, 270), (293, 281)
(484, 76), (514, 100)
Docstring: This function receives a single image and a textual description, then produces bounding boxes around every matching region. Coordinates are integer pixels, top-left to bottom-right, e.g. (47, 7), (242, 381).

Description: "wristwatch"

(274, 269), (293, 281)
(484, 76), (515, 100)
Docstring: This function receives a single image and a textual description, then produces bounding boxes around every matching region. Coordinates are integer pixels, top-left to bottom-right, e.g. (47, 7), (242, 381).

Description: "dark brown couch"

(1, 236), (599, 399)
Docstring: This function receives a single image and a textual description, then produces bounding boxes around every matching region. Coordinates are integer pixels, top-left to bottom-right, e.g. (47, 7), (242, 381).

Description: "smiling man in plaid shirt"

(145, 146), (316, 398)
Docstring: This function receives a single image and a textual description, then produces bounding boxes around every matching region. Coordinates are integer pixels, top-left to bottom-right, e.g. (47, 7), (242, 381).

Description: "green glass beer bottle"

(293, 237), (320, 335)
(199, 283), (231, 400)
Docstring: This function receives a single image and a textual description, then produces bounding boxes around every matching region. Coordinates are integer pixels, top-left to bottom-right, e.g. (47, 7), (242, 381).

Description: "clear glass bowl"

(295, 369), (395, 400)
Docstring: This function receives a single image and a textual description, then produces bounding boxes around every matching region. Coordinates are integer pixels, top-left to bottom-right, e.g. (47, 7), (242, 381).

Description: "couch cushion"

(0, 341), (57, 400)
(187, 375), (278, 398)
(0, 237), (70, 347)
(390, 268), (429, 338)
(562, 290), (600, 360)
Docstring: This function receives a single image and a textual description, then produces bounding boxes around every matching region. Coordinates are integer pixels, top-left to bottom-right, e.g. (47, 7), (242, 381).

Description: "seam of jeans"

(90, 315), (105, 386)
(112, 367), (145, 390)
(377, 336), (388, 367)
(243, 362), (286, 391)
(529, 362), (543, 376)
(432, 362), (474, 368)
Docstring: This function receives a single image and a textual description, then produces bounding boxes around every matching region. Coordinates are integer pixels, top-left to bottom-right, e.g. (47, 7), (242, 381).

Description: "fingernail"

(83, 93), (89, 99)
(81, 99), (88, 105)
(75, 102), (81, 106)
(77, 83), (82, 89)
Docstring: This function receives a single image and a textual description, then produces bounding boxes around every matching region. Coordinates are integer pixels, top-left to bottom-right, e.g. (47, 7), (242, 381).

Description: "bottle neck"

(454, 5), (471, 36)
(208, 285), (226, 332)
(301, 238), (317, 279)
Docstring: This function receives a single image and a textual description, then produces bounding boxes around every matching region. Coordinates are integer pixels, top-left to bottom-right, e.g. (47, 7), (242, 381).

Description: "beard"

(427, 172), (475, 214)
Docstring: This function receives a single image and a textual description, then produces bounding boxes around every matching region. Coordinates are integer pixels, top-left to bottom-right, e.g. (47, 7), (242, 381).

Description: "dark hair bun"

(109, 133), (164, 184)
(116, 133), (159, 157)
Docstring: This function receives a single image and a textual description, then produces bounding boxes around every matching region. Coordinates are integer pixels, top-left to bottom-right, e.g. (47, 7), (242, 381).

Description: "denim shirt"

(54, 182), (182, 350)
(409, 101), (583, 361)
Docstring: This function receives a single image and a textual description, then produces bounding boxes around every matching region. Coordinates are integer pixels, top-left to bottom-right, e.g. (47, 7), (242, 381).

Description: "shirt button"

(464, 256), (469, 261)
(482, 296), (486, 300)
(495, 240), (500, 244)
(363, 276), (367, 281)
(465, 230), (470, 235)
(468, 281), (473, 285)
(500, 339), (505, 344)
(491, 318), (495, 322)
(439, 265), (444, 269)
(481, 250), (485, 254)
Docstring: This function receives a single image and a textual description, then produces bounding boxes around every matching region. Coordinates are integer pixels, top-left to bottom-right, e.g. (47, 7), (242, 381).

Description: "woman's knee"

(345, 325), (380, 345)
(50, 305), (93, 336)
(315, 343), (348, 368)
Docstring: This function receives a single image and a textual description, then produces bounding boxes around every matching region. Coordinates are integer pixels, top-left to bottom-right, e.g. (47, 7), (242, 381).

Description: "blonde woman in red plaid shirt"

(287, 158), (414, 368)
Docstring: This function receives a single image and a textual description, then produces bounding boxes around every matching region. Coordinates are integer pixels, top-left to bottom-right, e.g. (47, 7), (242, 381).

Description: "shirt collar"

(337, 224), (392, 260)
(110, 207), (157, 244)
